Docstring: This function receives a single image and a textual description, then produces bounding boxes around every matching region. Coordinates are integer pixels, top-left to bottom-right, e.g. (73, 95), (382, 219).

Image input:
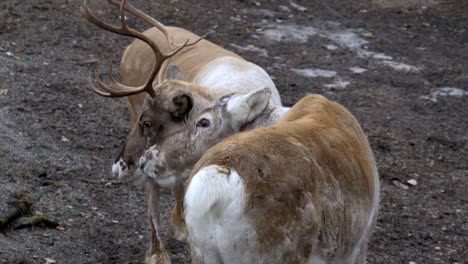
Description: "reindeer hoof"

(145, 250), (171, 264)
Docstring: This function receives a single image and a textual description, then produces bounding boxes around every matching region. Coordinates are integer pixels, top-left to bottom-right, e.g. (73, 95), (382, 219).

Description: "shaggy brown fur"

(188, 94), (379, 263)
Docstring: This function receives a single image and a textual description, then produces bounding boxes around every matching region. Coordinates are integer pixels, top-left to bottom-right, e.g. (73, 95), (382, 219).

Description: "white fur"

(138, 149), (178, 188)
(350, 162), (380, 262)
(112, 158), (127, 178)
(194, 56), (282, 106)
(154, 175), (177, 188)
(185, 165), (256, 264)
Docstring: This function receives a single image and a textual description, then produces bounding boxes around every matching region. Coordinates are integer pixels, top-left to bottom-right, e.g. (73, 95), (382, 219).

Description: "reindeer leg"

(171, 181), (188, 241)
(146, 181), (171, 264)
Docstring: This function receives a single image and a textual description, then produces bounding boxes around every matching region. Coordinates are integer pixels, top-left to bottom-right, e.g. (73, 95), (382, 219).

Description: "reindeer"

(140, 94), (380, 263)
(81, 1), (288, 263)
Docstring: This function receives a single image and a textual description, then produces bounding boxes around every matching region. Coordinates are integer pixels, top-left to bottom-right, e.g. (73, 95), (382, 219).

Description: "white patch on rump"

(185, 165), (256, 264)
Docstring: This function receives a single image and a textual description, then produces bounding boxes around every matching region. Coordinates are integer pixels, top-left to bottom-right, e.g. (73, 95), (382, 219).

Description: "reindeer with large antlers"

(81, 1), (288, 263)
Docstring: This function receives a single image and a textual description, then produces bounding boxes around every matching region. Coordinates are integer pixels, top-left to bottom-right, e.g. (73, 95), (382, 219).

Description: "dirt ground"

(0, 0), (467, 263)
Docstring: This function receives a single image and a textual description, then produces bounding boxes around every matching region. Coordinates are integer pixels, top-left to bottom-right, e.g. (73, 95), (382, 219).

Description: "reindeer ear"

(226, 88), (271, 128)
(167, 64), (184, 80)
(169, 94), (193, 120)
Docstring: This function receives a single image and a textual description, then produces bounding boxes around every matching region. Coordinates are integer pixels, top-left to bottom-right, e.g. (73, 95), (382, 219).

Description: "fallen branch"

(14, 215), (59, 229)
(0, 196), (33, 229)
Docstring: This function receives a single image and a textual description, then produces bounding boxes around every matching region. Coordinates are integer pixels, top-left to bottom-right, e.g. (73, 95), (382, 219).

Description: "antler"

(81, 0), (204, 98)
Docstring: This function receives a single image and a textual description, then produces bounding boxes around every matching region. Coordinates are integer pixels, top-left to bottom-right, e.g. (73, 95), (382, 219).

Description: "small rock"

(6, 51), (14, 57)
(290, 1), (307, 12)
(392, 180), (409, 190)
(422, 22), (430, 27)
(111, 220), (119, 224)
(78, 103), (83, 108)
(407, 179), (418, 186)
(61, 136), (70, 142)
(251, 0), (260, 6)
(0, 89), (8, 96)
(409, 262), (416, 264)
(361, 32), (375, 38)
(55, 226), (65, 231)
(91, 207), (98, 211)
(45, 258), (56, 264)
(435, 246), (441, 250)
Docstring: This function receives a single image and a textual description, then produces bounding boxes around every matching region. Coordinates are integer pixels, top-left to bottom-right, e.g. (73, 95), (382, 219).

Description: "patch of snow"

(260, 24), (429, 74)
(326, 31), (393, 60)
(291, 68), (337, 78)
(380, 60), (421, 73)
(420, 87), (467, 102)
(262, 25), (318, 43)
(349, 66), (368, 74)
(324, 79), (351, 89)
(230, 44), (268, 57)
(290, 1), (307, 12)
(324, 44), (339, 50)
(242, 8), (277, 18)
(326, 30), (368, 49)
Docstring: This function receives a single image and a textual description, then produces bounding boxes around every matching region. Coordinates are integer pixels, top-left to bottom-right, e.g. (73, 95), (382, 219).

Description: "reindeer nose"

(119, 160), (127, 170)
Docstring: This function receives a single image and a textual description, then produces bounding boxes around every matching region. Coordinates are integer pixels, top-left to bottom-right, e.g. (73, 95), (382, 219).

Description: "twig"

(0, 197), (33, 229)
(14, 215), (59, 229)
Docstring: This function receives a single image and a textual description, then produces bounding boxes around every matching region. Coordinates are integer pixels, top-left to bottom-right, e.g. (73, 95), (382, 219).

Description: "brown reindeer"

(140, 95), (379, 263)
(81, 1), (288, 263)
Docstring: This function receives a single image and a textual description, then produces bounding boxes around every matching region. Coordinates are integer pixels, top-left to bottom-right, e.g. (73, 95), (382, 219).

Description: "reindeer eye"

(196, 118), (211, 128)
(220, 95), (231, 102)
(143, 121), (152, 128)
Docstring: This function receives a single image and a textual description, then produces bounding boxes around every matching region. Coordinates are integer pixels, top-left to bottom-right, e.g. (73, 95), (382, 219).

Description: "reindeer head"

(113, 80), (217, 178)
(81, 0), (205, 177)
(138, 88), (272, 187)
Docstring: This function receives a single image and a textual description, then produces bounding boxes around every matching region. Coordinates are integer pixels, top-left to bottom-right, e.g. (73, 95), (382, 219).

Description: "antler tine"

(81, 0), (203, 98)
(165, 34), (207, 59)
(89, 74), (113, 97)
(81, 0), (123, 35)
(93, 62), (154, 97)
(107, 0), (170, 40)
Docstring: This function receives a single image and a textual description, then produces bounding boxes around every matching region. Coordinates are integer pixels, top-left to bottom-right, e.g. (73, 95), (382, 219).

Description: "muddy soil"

(0, 0), (467, 263)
